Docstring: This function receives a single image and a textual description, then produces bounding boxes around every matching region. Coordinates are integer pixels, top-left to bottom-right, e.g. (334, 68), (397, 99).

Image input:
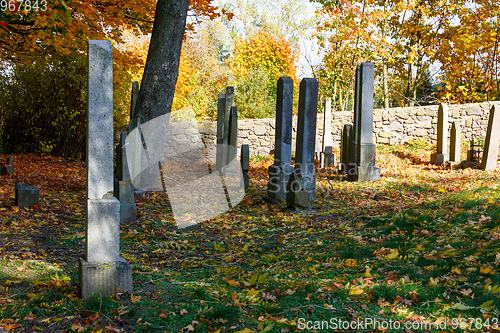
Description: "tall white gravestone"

(79, 40), (133, 299)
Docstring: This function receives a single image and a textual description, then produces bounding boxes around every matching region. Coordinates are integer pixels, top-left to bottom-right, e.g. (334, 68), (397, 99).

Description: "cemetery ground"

(1, 141), (500, 333)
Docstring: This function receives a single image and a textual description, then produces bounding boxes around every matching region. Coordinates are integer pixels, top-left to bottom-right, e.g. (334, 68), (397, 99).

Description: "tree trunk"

(382, 0), (389, 109)
(134, 0), (189, 125)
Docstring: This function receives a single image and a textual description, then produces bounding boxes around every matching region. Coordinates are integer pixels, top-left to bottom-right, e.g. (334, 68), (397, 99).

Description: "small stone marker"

(15, 182), (39, 208)
(6, 155), (13, 174)
(0, 155), (13, 175)
(340, 124), (352, 174)
(241, 144), (249, 191)
(216, 94), (226, 170)
(355, 63), (380, 181)
(79, 40), (132, 299)
(481, 105), (500, 170)
(431, 103), (449, 165)
(114, 132), (137, 224)
(449, 121), (461, 164)
(267, 77), (294, 202)
(321, 98), (335, 168)
(287, 78), (318, 210)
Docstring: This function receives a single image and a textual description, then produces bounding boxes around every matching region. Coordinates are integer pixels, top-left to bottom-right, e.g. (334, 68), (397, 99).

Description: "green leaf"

(479, 300), (495, 313)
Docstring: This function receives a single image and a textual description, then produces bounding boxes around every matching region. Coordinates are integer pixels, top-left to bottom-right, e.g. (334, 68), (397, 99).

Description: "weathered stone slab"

(340, 123), (352, 174)
(130, 81), (139, 119)
(355, 63), (380, 181)
(287, 78), (318, 210)
(86, 40), (114, 200)
(450, 121), (461, 163)
(116, 180), (137, 224)
(227, 106), (238, 165)
(221, 87), (234, 167)
(79, 256), (133, 299)
(481, 105), (500, 170)
(431, 103), (449, 165)
(267, 77), (294, 201)
(241, 144), (249, 191)
(86, 197), (120, 262)
(80, 40), (132, 299)
(216, 94), (226, 170)
(15, 182), (39, 208)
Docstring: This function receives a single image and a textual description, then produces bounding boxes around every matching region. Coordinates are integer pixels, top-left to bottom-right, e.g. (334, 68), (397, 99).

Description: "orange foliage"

(229, 29), (299, 89)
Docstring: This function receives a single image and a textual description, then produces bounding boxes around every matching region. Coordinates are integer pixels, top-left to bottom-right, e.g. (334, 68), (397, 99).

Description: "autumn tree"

(227, 29), (299, 118)
(0, 0), (226, 155)
(172, 20), (229, 120)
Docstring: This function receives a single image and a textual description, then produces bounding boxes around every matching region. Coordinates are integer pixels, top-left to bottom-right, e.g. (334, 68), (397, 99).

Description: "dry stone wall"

(164, 101), (500, 159)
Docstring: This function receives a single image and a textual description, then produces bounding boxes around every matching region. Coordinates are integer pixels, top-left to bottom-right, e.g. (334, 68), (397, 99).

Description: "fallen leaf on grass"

(344, 259), (358, 267)
(480, 266), (494, 275)
(349, 286), (364, 295)
(130, 295), (142, 303)
(385, 249), (399, 260)
(479, 300), (495, 312)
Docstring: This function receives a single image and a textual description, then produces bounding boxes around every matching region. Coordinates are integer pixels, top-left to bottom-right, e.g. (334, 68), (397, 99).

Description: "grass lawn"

(0, 141), (500, 332)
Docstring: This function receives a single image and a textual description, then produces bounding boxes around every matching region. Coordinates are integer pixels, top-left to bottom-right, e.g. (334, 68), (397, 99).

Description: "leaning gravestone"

(79, 40), (133, 299)
(354, 63), (380, 181)
(449, 121), (461, 164)
(267, 77), (294, 202)
(431, 103), (449, 165)
(481, 105), (500, 171)
(287, 78), (318, 210)
(114, 132), (137, 224)
(15, 182), (39, 208)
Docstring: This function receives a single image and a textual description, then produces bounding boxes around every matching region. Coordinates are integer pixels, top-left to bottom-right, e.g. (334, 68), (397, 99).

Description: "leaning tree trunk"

(134, 0), (189, 125)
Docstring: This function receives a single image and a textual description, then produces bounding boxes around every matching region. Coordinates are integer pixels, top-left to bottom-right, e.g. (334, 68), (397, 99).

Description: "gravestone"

(322, 98), (335, 168)
(449, 121), (461, 164)
(0, 155), (13, 175)
(267, 77), (294, 202)
(15, 182), (39, 208)
(340, 124), (352, 174)
(5, 155), (13, 174)
(130, 81), (139, 118)
(221, 87), (235, 169)
(481, 105), (500, 170)
(216, 94), (226, 170)
(355, 63), (380, 181)
(114, 132), (137, 224)
(431, 103), (449, 165)
(227, 106), (238, 166)
(128, 81), (142, 190)
(79, 40), (133, 299)
(241, 144), (249, 191)
(347, 66), (361, 180)
(287, 78), (318, 210)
